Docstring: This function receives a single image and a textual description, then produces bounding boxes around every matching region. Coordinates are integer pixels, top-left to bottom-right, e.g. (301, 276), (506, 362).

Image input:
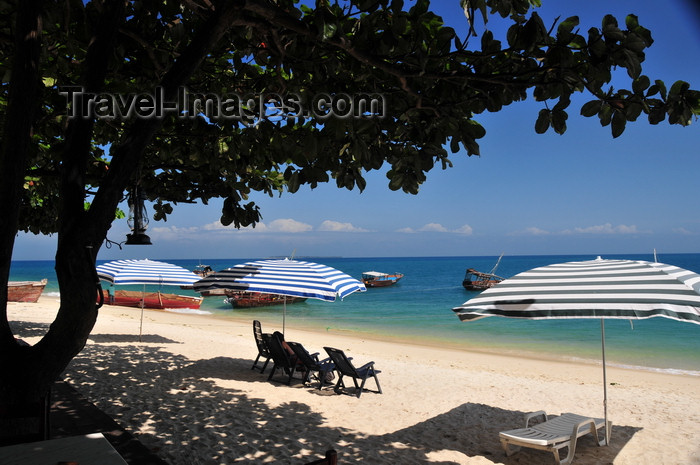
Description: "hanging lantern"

(125, 185), (152, 245)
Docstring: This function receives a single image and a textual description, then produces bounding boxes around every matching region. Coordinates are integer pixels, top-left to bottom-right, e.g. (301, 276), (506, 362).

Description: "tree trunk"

(0, 0), (244, 442)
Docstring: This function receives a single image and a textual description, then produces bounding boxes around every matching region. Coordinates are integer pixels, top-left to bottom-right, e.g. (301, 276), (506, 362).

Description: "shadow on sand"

(62, 342), (641, 464)
(10, 321), (641, 464)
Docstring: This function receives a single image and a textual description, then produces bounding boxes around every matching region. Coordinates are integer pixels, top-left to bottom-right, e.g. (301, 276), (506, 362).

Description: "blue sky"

(14, 0), (700, 261)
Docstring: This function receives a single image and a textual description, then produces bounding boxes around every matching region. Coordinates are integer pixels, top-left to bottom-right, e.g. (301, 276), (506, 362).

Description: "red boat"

(99, 289), (203, 309)
(8, 279), (48, 302)
(224, 291), (306, 308)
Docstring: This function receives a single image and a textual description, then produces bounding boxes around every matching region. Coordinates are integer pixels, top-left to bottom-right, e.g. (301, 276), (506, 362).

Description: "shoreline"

(36, 292), (700, 377)
(8, 297), (700, 464)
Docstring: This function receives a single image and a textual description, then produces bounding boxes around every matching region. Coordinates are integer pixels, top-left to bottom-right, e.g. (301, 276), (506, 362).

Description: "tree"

(0, 0), (697, 423)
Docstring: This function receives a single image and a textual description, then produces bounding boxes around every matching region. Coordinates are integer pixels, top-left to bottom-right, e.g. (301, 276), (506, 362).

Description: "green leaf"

(551, 109), (568, 134)
(581, 100), (602, 117)
(632, 75), (650, 95)
(611, 111), (626, 138)
(557, 16), (579, 43)
(655, 80), (668, 99)
(535, 109), (551, 134)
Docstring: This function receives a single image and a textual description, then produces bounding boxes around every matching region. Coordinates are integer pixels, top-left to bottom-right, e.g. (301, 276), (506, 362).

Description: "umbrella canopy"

(193, 259), (366, 332)
(96, 259), (201, 286)
(453, 257), (700, 323)
(452, 257), (700, 444)
(193, 259), (366, 301)
(96, 259), (201, 340)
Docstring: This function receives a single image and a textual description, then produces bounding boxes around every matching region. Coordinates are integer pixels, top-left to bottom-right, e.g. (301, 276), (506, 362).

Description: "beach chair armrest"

(524, 410), (548, 428)
(357, 361), (375, 371)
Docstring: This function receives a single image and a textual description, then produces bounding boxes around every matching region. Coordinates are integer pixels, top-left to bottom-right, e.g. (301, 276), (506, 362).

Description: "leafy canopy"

(2, 0), (697, 236)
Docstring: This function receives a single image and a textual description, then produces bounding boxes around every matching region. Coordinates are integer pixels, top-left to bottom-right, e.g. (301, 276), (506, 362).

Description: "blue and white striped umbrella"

(453, 257), (700, 444)
(193, 259), (366, 301)
(96, 259), (200, 286)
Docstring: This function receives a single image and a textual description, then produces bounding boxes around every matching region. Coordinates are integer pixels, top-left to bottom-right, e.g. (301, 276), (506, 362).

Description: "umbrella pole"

(139, 284), (145, 343)
(601, 319), (610, 445)
(282, 296), (287, 336)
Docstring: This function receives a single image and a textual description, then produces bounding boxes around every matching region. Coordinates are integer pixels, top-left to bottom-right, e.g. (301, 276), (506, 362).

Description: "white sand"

(8, 297), (700, 464)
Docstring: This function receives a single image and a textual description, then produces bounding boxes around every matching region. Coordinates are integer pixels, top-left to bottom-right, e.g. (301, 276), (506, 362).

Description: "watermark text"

(59, 87), (386, 123)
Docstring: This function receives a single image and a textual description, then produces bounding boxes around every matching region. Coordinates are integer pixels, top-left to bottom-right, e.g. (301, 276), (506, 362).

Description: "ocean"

(9, 253), (700, 376)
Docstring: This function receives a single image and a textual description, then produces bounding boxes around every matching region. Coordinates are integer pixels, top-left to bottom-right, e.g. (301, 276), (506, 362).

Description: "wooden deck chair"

(303, 449), (338, 465)
(264, 332), (299, 385)
(287, 341), (335, 390)
(251, 320), (271, 373)
(499, 411), (610, 465)
(323, 347), (381, 398)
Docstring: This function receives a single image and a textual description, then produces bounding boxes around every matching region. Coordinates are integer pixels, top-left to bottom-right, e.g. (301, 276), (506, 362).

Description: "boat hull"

(100, 289), (203, 309)
(462, 268), (503, 291)
(462, 279), (501, 291)
(361, 273), (403, 288)
(225, 291), (307, 308)
(8, 279), (48, 303)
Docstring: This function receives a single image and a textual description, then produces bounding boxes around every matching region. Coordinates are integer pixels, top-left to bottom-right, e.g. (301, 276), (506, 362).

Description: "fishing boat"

(462, 253), (505, 291)
(361, 271), (404, 288)
(99, 289), (203, 309)
(224, 291), (307, 309)
(7, 279), (48, 302)
(181, 264), (216, 290)
(193, 264), (215, 277)
(462, 269), (504, 291)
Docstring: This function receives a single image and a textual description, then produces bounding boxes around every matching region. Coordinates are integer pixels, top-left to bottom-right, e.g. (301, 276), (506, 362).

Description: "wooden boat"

(462, 253), (505, 291)
(462, 269), (504, 291)
(198, 288), (229, 297)
(99, 289), (203, 309)
(193, 264), (215, 277)
(7, 279), (48, 302)
(361, 271), (403, 288)
(224, 291), (306, 308)
(181, 264), (216, 290)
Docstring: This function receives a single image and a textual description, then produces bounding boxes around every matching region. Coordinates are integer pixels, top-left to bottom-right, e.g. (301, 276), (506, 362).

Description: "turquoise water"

(9, 253), (700, 375)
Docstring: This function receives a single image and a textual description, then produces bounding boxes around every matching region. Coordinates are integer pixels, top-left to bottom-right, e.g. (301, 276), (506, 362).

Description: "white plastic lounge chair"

(499, 411), (610, 465)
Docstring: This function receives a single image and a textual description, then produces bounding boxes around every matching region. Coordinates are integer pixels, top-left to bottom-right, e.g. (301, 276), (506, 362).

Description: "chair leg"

(251, 354), (261, 370)
(267, 364), (277, 381)
(287, 367), (296, 385)
(334, 374), (345, 393)
(356, 377), (367, 398)
(500, 438), (520, 457)
(372, 372), (382, 394)
(260, 357), (270, 374)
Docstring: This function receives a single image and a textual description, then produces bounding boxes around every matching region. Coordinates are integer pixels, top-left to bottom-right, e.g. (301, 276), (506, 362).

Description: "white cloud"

(564, 223), (640, 235)
(318, 220), (369, 232)
(201, 221), (230, 231)
(454, 224), (474, 235)
(419, 223), (449, 232)
(267, 218), (313, 233)
(673, 227), (694, 235)
(398, 223), (473, 234)
(510, 227), (551, 236)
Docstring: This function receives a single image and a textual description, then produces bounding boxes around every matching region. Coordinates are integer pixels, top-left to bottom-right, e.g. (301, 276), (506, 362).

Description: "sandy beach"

(8, 296), (700, 465)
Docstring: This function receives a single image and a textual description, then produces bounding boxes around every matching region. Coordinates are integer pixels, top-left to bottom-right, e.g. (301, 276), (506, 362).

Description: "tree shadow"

(8, 321), (51, 339)
(89, 334), (181, 344)
(59, 341), (643, 464)
(378, 403), (642, 464)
